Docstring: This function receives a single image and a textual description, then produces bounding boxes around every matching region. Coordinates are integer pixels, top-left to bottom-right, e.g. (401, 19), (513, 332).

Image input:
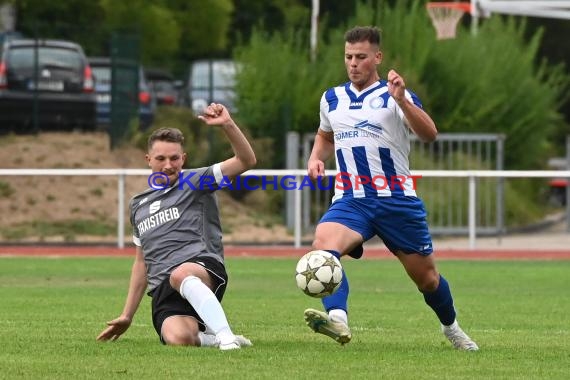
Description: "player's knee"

(416, 272), (440, 292)
(169, 264), (195, 291)
(169, 271), (184, 291)
(162, 330), (199, 346)
(411, 270), (439, 293)
(311, 236), (326, 250)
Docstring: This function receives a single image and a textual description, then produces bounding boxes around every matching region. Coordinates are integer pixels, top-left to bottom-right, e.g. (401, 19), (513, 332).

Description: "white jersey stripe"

(320, 80), (420, 200)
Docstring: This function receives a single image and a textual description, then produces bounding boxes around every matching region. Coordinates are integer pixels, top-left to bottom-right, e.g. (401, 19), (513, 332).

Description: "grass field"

(1, 256), (569, 379)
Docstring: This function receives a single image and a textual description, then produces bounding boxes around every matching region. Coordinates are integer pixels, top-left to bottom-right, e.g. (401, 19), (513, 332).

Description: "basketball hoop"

(426, 2), (471, 40)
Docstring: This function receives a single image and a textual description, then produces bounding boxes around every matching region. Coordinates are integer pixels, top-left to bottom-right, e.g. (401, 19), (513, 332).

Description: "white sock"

(198, 332), (218, 347)
(328, 309), (348, 325)
(442, 320), (459, 330)
(179, 276), (235, 345)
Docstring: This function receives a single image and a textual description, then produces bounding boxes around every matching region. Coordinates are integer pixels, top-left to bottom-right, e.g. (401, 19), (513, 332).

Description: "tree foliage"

(14, 0), (107, 54)
(234, 0), (569, 169)
(424, 17), (569, 168)
(11, 0), (570, 170)
(164, 0), (233, 61)
(98, 0), (180, 64)
(14, 0), (234, 73)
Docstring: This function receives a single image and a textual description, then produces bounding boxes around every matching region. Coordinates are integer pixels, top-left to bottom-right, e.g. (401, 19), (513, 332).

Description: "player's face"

(344, 41), (382, 91)
(146, 141), (186, 186)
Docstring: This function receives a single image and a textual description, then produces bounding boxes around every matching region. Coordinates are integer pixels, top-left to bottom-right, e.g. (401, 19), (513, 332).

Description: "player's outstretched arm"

(97, 247), (147, 342)
(308, 129), (335, 180)
(387, 69), (437, 143)
(96, 315), (132, 341)
(198, 103), (257, 178)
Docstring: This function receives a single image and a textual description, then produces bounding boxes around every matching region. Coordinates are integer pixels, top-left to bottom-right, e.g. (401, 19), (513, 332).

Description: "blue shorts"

(319, 196), (433, 255)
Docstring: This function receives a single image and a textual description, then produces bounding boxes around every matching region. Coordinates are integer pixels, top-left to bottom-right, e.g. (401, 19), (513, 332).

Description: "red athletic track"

(0, 245), (569, 260)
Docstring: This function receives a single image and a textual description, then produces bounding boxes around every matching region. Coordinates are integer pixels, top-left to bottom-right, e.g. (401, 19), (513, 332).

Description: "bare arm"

(387, 69), (438, 143)
(198, 103), (257, 178)
(96, 246), (147, 341)
(307, 129), (335, 180)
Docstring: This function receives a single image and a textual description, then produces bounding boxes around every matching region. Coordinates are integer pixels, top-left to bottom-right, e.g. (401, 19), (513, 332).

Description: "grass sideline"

(1, 257), (569, 379)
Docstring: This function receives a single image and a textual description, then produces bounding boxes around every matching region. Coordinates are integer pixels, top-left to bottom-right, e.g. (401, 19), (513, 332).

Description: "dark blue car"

(89, 57), (155, 130)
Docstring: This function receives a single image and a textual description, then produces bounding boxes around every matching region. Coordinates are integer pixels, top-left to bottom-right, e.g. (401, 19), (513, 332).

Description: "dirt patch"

(0, 132), (294, 243)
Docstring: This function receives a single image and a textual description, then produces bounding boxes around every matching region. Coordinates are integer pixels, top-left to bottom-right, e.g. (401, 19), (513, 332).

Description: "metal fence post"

(109, 32), (140, 150)
(117, 173), (125, 248)
(294, 176), (302, 248)
(496, 134), (505, 243)
(286, 132), (300, 229)
(302, 133), (313, 231)
(566, 135), (570, 233)
(469, 174), (477, 250)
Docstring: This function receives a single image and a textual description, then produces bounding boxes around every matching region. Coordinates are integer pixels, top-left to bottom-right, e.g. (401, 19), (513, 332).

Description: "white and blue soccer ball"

(295, 250), (343, 298)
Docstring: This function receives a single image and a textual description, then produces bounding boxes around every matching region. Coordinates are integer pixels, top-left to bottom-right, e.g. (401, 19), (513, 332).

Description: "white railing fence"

(1, 168), (569, 249)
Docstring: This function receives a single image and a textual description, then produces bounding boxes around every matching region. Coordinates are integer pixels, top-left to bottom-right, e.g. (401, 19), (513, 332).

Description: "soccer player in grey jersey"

(97, 103), (256, 350)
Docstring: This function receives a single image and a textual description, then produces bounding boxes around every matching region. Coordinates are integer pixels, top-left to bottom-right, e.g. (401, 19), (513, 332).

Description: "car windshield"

(151, 80), (175, 91)
(191, 61), (236, 89)
(7, 46), (83, 70)
(90, 63), (144, 87)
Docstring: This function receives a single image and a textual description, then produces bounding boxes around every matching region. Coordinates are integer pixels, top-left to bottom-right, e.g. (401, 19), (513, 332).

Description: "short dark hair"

(147, 127), (185, 151)
(344, 26), (382, 46)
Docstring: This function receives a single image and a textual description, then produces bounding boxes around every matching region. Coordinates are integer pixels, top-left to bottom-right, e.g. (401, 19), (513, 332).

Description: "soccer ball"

(295, 250), (343, 298)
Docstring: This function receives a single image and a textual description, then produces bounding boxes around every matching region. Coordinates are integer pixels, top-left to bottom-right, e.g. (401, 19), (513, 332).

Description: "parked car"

(88, 57), (156, 130)
(145, 68), (180, 106)
(0, 30), (24, 46)
(0, 38), (96, 130)
(181, 59), (239, 114)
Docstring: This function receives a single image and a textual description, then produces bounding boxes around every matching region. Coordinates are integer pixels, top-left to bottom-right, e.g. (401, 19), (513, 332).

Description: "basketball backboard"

(427, 1), (570, 39)
(473, 0), (570, 20)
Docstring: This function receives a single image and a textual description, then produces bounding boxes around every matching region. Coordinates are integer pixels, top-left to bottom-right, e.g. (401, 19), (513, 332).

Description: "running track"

(1, 245), (569, 260)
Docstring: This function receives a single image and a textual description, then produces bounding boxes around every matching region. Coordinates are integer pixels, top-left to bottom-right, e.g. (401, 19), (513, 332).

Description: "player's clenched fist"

(198, 102), (231, 126)
(308, 159), (326, 180)
(387, 69), (406, 102)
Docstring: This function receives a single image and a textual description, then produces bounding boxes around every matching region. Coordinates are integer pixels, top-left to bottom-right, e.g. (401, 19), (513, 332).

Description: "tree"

(527, 17), (570, 150)
(98, 0), (180, 65)
(234, 0), (569, 170)
(229, 0), (308, 47)
(15, 0), (107, 55)
(164, 0), (233, 61)
(15, 0), (234, 73)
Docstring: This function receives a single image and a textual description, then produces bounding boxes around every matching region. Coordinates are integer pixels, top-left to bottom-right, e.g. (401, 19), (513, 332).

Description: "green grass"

(0, 257), (569, 379)
(0, 180), (15, 198)
(1, 220), (116, 241)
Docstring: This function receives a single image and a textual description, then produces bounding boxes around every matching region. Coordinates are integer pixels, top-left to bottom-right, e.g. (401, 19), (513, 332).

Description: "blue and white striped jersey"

(319, 79), (422, 201)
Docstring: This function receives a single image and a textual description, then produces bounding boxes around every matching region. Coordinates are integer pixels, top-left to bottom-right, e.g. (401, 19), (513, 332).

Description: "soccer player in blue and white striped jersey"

(303, 26), (478, 351)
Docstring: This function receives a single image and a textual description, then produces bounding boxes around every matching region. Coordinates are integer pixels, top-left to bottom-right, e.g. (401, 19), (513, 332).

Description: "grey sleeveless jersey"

(129, 165), (224, 292)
